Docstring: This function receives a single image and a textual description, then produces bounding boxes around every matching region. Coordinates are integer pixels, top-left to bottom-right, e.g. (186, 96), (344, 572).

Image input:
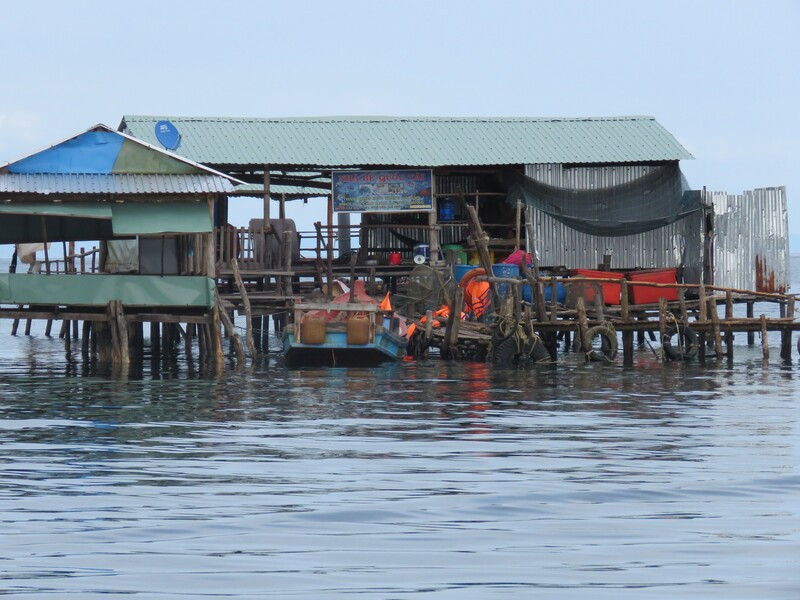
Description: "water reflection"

(2, 312), (800, 597)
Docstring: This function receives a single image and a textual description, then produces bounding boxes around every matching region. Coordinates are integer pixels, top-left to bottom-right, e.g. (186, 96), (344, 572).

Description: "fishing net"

(506, 163), (703, 237)
(399, 265), (456, 315)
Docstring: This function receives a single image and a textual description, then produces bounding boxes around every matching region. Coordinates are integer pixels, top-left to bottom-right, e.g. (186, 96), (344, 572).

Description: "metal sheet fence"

(710, 187), (789, 293)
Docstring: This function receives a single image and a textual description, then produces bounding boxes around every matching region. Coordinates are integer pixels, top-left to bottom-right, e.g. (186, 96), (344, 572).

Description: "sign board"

(332, 169), (433, 213)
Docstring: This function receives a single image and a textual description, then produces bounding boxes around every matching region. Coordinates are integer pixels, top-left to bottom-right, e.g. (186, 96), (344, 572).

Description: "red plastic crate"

(570, 269), (625, 305)
(628, 268), (678, 304)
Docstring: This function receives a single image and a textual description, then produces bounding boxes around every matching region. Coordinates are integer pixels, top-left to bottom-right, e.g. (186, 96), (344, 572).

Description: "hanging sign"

(332, 169), (433, 213)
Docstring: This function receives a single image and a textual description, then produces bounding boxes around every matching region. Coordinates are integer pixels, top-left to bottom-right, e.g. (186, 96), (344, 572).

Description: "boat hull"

(282, 327), (406, 368)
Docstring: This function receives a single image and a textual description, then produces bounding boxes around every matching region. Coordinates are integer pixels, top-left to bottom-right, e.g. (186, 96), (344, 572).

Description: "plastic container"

(438, 198), (455, 221)
(522, 281), (566, 304)
(346, 315), (370, 345)
(413, 243), (430, 263)
(388, 252), (402, 265)
(628, 268), (678, 304)
(301, 315), (326, 345)
(468, 250), (494, 266)
(570, 269), (625, 305)
(455, 264), (519, 298)
(492, 264), (519, 298)
(454, 264), (475, 283)
(442, 244), (468, 265)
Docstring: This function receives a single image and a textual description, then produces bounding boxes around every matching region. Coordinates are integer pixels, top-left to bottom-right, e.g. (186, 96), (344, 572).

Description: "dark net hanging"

(506, 163), (704, 237)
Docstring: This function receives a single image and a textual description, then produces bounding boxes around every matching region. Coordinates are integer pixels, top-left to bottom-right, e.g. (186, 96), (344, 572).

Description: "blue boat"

(282, 301), (407, 367)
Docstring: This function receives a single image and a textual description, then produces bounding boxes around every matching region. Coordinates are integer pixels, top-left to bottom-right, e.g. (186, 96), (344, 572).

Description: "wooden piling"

(725, 290), (734, 360)
(81, 321), (91, 362)
(746, 301), (755, 346)
(216, 292), (244, 365)
(781, 296), (794, 361)
(709, 297), (723, 357)
(658, 298), (668, 362)
(442, 287), (464, 359)
(150, 322), (160, 359)
(760, 313), (769, 360)
(576, 296), (589, 357)
(231, 258), (256, 360)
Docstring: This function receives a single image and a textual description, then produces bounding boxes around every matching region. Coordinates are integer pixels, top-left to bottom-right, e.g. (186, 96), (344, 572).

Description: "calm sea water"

(1, 260), (799, 599)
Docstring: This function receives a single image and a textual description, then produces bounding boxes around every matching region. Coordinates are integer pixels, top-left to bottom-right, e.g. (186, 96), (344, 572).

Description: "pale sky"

(1, 0), (798, 244)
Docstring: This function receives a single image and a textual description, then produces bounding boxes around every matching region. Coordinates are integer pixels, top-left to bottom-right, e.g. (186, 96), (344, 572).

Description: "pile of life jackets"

(406, 269), (493, 337)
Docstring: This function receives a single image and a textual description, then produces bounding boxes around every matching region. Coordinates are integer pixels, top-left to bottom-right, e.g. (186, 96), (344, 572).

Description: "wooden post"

(514, 200), (522, 250)
(185, 323), (194, 363)
(263, 169), (271, 224)
(349, 253), (357, 303)
(658, 298), (668, 362)
(442, 287), (464, 359)
(113, 301), (130, 367)
(429, 182), (440, 264)
(760, 313), (769, 360)
(524, 211), (540, 278)
(621, 280), (633, 366)
(746, 301), (755, 346)
(465, 204), (499, 310)
(678, 288), (688, 324)
(150, 322), (161, 359)
(231, 258), (256, 360)
(45, 319), (53, 337)
(709, 296), (723, 357)
(698, 284), (707, 322)
(621, 280), (630, 322)
(592, 283), (605, 323)
(81, 321), (91, 362)
(216, 291), (244, 365)
(282, 229), (293, 296)
(550, 277), (558, 324)
(781, 296), (794, 361)
(576, 296), (589, 357)
(725, 290), (734, 360)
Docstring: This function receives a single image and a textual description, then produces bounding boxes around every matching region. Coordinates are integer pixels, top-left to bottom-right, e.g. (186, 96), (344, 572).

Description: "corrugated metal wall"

(526, 163), (704, 282)
(710, 187), (789, 293)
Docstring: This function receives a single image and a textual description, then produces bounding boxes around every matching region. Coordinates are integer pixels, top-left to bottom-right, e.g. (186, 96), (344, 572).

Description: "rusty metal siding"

(710, 187), (789, 293)
(525, 163), (704, 282)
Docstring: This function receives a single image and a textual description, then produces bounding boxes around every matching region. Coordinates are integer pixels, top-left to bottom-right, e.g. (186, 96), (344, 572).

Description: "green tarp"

(0, 202), (211, 243)
(0, 274), (214, 307)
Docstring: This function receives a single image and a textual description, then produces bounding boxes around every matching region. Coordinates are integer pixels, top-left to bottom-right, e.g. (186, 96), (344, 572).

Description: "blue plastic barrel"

(413, 243), (430, 262)
(438, 198), (455, 221)
(454, 264), (476, 282)
(491, 264), (519, 297)
(522, 280), (566, 304)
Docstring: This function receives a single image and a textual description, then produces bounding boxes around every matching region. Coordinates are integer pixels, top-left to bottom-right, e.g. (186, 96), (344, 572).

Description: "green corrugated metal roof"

(120, 115), (693, 168)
